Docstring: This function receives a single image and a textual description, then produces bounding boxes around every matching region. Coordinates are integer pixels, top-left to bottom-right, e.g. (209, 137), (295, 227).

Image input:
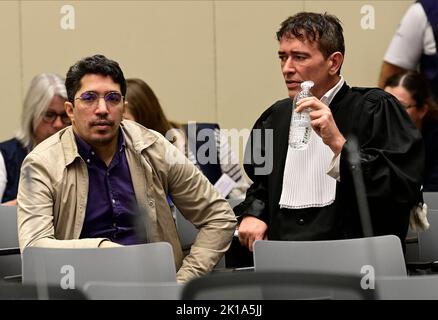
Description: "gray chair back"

(418, 209), (438, 261)
(175, 198), (242, 251)
(22, 242), (176, 289)
(405, 192), (438, 263)
(175, 207), (198, 251)
(0, 205), (21, 281)
(424, 192), (438, 210)
(377, 275), (438, 299)
(83, 281), (182, 300)
(181, 271), (376, 300)
(254, 235), (407, 277)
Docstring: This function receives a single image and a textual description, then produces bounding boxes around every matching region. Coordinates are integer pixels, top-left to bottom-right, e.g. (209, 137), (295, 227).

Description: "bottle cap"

(301, 80), (314, 91)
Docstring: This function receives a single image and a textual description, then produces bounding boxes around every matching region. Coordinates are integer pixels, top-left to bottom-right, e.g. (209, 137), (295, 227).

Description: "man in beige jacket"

(17, 54), (237, 283)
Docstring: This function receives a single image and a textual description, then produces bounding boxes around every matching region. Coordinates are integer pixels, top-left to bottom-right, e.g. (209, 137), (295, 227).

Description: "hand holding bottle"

(295, 95), (346, 155)
(289, 81), (314, 149)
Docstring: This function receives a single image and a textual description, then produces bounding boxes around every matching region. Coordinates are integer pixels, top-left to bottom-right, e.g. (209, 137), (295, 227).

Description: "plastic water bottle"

(289, 80), (314, 149)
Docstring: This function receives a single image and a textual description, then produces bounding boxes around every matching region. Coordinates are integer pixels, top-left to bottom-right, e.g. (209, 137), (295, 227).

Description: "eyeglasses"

(42, 111), (71, 125)
(74, 91), (124, 108)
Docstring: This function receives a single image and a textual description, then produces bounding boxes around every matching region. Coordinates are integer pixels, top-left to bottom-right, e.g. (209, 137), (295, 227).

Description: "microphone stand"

(346, 136), (373, 237)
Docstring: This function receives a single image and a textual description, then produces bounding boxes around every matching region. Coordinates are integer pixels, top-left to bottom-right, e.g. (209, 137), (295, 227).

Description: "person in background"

(0, 73), (70, 204)
(125, 78), (249, 200)
(124, 78), (195, 162)
(234, 12), (424, 252)
(17, 55), (236, 283)
(378, 0), (438, 97)
(385, 71), (438, 191)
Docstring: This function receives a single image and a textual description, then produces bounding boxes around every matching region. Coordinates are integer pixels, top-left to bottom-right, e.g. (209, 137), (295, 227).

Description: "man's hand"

(295, 96), (346, 155)
(238, 216), (268, 252)
(98, 240), (123, 248)
(1, 199), (17, 206)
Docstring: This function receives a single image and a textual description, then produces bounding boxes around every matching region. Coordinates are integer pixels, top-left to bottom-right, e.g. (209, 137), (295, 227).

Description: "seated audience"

(17, 55), (237, 283)
(0, 73), (70, 204)
(385, 71), (438, 191)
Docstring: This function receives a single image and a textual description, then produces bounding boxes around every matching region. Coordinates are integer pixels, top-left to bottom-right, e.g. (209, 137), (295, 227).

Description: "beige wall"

(0, 0), (413, 144)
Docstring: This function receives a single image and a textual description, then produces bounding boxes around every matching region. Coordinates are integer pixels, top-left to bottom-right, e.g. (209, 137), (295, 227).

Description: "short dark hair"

(384, 71), (438, 122)
(385, 71), (431, 109)
(276, 12), (345, 59)
(65, 54), (126, 103)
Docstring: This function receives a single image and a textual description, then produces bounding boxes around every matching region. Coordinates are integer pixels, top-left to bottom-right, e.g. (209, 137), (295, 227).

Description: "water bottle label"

(289, 81), (314, 149)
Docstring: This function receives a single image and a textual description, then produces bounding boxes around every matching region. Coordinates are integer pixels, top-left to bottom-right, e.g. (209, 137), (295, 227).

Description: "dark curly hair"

(277, 12), (345, 60)
(65, 54), (126, 103)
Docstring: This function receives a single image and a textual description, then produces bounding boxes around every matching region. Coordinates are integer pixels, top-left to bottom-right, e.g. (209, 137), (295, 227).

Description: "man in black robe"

(234, 12), (424, 252)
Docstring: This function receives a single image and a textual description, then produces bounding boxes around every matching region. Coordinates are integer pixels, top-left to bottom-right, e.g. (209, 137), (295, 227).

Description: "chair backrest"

(175, 207), (198, 251)
(377, 275), (438, 299)
(424, 192), (438, 210)
(404, 192), (438, 263)
(0, 206), (19, 247)
(254, 235), (407, 277)
(22, 242), (176, 289)
(0, 205), (21, 281)
(409, 193), (438, 262)
(0, 283), (87, 300)
(176, 198), (242, 251)
(418, 209), (438, 261)
(182, 122), (222, 184)
(83, 281), (183, 300)
(181, 271), (376, 300)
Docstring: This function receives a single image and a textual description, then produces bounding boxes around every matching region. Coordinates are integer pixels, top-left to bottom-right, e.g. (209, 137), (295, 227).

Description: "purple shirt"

(75, 131), (141, 245)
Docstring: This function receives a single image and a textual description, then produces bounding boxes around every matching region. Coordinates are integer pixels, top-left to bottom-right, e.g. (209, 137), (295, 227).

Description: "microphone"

(345, 135), (374, 237)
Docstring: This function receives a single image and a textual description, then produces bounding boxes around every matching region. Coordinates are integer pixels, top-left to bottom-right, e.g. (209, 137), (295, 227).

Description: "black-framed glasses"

(74, 91), (124, 108)
(42, 111), (71, 125)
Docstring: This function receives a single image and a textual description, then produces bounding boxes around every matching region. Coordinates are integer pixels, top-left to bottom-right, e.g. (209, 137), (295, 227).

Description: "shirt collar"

(74, 129), (126, 161)
(320, 75), (345, 106)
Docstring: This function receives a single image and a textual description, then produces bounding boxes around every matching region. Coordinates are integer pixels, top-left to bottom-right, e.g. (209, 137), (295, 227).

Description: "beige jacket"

(17, 120), (237, 282)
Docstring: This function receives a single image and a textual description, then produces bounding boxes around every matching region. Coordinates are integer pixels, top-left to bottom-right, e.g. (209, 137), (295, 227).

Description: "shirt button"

(149, 200), (154, 207)
(86, 159), (90, 163)
(113, 223), (117, 227)
(112, 199), (116, 204)
(298, 218), (305, 225)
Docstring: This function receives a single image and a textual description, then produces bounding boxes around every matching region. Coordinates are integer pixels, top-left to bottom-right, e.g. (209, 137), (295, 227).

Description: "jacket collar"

(119, 120), (158, 154)
(59, 120), (159, 166)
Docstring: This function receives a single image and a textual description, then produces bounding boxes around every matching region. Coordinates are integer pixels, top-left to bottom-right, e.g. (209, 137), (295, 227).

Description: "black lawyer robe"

(234, 83), (424, 243)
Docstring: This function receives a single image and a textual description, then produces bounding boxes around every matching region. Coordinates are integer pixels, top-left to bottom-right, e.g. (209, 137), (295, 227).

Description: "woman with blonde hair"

(0, 73), (70, 203)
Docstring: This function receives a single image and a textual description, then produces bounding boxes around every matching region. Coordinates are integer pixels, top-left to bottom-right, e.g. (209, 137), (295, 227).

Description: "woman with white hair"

(0, 73), (70, 203)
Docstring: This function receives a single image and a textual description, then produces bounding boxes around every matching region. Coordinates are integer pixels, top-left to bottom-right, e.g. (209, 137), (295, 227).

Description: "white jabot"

(279, 76), (345, 209)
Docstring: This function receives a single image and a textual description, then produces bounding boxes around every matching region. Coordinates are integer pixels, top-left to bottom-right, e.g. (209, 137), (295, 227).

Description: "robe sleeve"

(339, 89), (424, 213)
(233, 105), (276, 224)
